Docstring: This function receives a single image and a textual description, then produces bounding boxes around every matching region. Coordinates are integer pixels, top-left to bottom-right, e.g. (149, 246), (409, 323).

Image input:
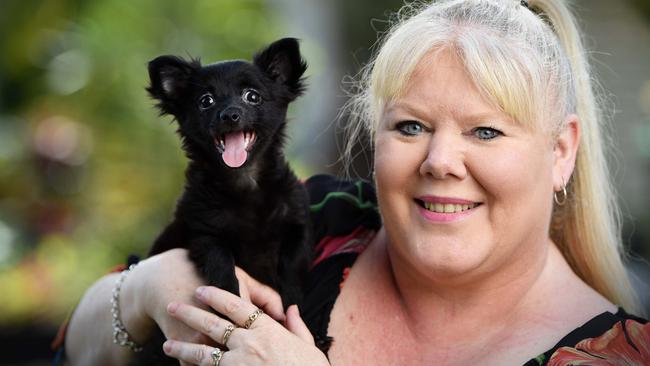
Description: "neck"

(374, 228), (558, 344)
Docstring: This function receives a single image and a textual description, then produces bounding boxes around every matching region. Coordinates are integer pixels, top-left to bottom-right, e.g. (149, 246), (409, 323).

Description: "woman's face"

(374, 50), (569, 283)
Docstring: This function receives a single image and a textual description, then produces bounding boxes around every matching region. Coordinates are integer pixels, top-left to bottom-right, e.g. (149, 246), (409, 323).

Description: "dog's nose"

(220, 107), (241, 123)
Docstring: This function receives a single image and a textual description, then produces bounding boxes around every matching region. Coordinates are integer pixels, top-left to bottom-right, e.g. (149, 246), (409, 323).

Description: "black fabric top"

(301, 174), (650, 365)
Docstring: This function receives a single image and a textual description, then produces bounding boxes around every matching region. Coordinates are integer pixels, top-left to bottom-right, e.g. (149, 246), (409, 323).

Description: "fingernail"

(167, 302), (179, 314)
(163, 340), (173, 354)
(196, 286), (206, 298)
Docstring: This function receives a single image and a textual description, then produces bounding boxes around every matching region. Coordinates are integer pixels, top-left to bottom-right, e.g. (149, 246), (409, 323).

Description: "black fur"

(133, 38), (312, 365)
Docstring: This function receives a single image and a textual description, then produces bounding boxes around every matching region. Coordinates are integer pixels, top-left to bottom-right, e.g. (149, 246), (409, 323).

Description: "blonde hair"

(342, 0), (641, 313)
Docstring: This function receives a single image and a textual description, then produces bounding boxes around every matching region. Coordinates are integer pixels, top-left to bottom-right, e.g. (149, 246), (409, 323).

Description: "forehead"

(198, 60), (267, 87)
(388, 50), (502, 120)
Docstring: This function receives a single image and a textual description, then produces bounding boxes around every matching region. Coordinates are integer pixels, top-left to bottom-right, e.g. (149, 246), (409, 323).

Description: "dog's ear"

(147, 55), (200, 115)
(253, 38), (307, 99)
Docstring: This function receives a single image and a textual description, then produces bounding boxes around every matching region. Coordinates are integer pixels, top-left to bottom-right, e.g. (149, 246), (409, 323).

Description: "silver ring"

(222, 324), (235, 346)
(211, 347), (224, 366)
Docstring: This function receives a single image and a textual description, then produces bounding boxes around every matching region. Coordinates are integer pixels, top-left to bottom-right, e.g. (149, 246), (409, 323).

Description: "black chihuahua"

(133, 38), (312, 365)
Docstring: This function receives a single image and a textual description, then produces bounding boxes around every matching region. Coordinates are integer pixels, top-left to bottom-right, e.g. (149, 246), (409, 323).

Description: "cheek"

(474, 142), (553, 199)
(374, 135), (395, 188)
(472, 144), (556, 242)
(374, 134), (425, 186)
(373, 134), (422, 225)
(476, 152), (524, 198)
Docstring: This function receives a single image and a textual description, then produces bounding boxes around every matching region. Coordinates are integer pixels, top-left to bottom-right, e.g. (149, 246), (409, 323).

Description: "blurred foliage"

(0, 0), (292, 326)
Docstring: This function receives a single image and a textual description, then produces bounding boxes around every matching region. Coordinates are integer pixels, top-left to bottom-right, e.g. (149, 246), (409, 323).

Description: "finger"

(286, 305), (314, 344)
(195, 286), (268, 329)
(234, 268), (251, 303)
(167, 301), (236, 345)
(163, 339), (222, 366)
(242, 273), (285, 322)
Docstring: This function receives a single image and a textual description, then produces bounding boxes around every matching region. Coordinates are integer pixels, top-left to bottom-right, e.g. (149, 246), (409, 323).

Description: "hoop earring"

(554, 178), (567, 206)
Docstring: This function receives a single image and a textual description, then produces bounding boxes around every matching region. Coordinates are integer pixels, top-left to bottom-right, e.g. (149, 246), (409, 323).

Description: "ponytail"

(531, 0), (642, 314)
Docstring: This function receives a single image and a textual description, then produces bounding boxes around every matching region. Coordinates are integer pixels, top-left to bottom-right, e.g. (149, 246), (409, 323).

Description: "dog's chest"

(182, 186), (295, 236)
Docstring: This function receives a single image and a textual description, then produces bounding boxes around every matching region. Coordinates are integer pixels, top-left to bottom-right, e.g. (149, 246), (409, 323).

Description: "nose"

(419, 132), (467, 180)
(220, 107), (242, 123)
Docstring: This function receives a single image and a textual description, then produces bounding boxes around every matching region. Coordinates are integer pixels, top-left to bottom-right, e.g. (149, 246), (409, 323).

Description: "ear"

(146, 55), (200, 114)
(252, 38), (307, 98)
(552, 114), (580, 191)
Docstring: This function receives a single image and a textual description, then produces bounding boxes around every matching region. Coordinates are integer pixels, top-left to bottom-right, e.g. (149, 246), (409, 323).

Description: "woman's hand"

(65, 248), (211, 366)
(162, 285), (330, 366)
(125, 248), (209, 346)
(66, 248), (294, 366)
(129, 249), (288, 350)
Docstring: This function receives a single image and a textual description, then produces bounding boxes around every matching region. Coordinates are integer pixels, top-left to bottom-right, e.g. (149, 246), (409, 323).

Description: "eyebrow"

(386, 100), (509, 125)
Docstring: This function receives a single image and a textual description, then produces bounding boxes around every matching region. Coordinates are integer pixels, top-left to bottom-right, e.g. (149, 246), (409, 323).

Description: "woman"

(61, 0), (649, 365)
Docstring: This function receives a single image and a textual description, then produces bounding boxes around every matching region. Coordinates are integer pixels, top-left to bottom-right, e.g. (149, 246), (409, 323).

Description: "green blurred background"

(0, 0), (649, 364)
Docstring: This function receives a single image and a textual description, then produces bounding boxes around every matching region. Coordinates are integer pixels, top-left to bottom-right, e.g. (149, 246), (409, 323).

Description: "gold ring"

(243, 308), (264, 329)
(222, 324), (235, 346)
(211, 347), (223, 366)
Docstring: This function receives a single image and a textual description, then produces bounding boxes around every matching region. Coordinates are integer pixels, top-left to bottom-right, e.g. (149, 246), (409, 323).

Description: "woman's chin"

(390, 242), (493, 284)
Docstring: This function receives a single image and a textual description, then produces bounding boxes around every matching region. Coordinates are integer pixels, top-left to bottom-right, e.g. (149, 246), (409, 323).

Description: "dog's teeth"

(244, 131), (254, 149)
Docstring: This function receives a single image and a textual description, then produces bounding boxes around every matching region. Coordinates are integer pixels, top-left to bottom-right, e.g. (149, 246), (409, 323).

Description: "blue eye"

(396, 121), (424, 136)
(473, 127), (502, 140)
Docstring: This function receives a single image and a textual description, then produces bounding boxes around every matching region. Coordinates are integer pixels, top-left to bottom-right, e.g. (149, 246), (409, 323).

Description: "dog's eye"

(199, 94), (215, 110)
(242, 89), (262, 105)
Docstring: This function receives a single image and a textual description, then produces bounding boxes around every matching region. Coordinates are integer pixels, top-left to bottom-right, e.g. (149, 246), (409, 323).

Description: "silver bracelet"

(111, 263), (143, 352)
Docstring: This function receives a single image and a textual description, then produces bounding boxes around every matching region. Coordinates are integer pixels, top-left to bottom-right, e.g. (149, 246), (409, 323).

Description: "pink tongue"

(222, 131), (248, 168)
